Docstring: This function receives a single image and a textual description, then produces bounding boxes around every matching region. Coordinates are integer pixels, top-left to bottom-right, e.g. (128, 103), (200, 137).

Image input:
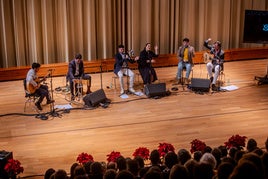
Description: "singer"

(204, 38), (225, 91)
(137, 43), (159, 85)
(114, 44), (138, 95)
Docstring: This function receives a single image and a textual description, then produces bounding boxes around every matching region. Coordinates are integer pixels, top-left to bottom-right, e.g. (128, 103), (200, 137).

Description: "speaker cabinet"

(144, 83), (167, 97)
(191, 78), (211, 92)
(0, 151), (13, 179)
(83, 89), (107, 106)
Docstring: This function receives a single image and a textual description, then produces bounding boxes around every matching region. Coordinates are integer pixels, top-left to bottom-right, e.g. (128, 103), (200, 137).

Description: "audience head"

(193, 151), (202, 162)
(200, 153), (217, 169)
(234, 150), (245, 163)
(218, 145), (228, 157)
(229, 160), (261, 179)
(203, 146), (212, 154)
(262, 152), (268, 179)
(126, 159), (139, 176)
(54, 169), (68, 179)
(150, 149), (161, 166)
(229, 147), (238, 159)
(246, 138), (258, 152)
(115, 170), (134, 179)
(70, 163), (79, 179)
(143, 166), (163, 179)
(103, 169), (117, 179)
(169, 164), (190, 179)
(116, 156), (127, 171)
(134, 155), (145, 169)
(107, 161), (117, 170)
(83, 161), (93, 175)
(44, 168), (55, 179)
(74, 165), (86, 177)
(211, 147), (222, 168)
(164, 151), (178, 169)
(193, 163), (214, 179)
(216, 162), (235, 179)
(177, 149), (191, 165)
(184, 159), (198, 179)
(90, 161), (103, 175)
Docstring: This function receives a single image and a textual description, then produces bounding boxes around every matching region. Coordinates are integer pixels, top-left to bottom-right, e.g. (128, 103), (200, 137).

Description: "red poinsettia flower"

(224, 134), (247, 150)
(4, 159), (24, 175)
(158, 142), (175, 158)
(106, 151), (121, 162)
(132, 147), (150, 160)
(76, 152), (94, 165)
(190, 139), (207, 153)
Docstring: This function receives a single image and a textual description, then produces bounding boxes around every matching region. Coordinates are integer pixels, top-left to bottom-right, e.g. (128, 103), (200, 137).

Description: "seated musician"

(67, 53), (92, 100)
(204, 38), (224, 91)
(137, 43), (159, 85)
(114, 44), (138, 95)
(26, 62), (54, 110)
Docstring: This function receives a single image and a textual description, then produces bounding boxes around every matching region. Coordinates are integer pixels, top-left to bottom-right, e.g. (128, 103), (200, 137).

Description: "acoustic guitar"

(27, 73), (50, 94)
(203, 52), (214, 63)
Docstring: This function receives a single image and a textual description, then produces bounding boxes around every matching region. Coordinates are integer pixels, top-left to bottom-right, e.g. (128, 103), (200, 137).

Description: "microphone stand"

(48, 69), (61, 118)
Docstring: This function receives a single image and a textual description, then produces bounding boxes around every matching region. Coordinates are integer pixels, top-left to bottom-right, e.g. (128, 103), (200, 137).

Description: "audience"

(40, 137), (268, 179)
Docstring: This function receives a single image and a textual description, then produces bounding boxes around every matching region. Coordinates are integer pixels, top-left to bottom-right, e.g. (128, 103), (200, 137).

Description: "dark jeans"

(35, 85), (50, 104)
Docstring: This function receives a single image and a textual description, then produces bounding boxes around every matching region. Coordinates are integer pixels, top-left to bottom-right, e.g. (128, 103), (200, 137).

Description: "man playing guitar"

(26, 62), (54, 110)
(204, 38), (224, 91)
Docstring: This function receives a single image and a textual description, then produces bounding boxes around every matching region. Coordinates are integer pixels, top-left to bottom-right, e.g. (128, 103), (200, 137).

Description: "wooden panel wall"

(0, 47), (267, 81)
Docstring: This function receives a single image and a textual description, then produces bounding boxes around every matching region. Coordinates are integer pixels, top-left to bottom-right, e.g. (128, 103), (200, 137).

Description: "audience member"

(103, 169), (117, 179)
(169, 164), (190, 179)
(246, 138), (258, 152)
(177, 149), (191, 165)
(216, 162), (234, 179)
(44, 168), (55, 179)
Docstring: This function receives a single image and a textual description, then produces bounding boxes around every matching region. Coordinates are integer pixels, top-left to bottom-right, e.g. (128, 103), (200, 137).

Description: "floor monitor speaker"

(144, 83), (167, 97)
(83, 89), (107, 106)
(191, 78), (211, 92)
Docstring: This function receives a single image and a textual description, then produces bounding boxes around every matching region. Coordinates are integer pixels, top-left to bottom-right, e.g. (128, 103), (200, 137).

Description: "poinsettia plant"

(158, 142), (175, 158)
(106, 151), (121, 162)
(132, 147), (150, 160)
(4, 159), (24, 176)
(224, 134), (247, 150)
(76, 152), (94, 165)
(190, 139), (207, 153)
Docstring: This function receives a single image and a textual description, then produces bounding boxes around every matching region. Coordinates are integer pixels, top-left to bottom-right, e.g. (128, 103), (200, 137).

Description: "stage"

(0, 59), (267, 178)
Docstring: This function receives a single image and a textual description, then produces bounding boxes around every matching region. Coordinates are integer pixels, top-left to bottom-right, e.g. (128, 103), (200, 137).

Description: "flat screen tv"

(243, 10), (268, 43)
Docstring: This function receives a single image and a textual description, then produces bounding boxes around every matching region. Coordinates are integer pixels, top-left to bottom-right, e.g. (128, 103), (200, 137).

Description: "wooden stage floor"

(0, 59), (268, 178)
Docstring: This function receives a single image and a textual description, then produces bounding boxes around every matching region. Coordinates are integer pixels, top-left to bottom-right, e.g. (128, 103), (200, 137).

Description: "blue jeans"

(177, 61), (192, 79)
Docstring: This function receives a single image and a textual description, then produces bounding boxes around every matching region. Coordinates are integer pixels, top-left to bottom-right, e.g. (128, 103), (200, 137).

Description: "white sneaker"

(129, 88), (135, 93)
(120, 89), (125, 95)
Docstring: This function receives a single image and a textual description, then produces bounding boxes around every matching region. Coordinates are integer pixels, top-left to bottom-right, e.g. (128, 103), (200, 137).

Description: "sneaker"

(129, 88), (135, 93)
(120, 89), (125, 95)
(35, 102), (42, 110)
(46, 100), (55, 104)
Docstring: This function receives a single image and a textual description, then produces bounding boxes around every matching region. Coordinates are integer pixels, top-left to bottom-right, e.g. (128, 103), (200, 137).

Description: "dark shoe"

(210, 77), (214, 83)
(71, 95), (75, 101)
(211, 84), (218, 91)
(35, 102), (42, 110)
(46, 100), (55, 105)
(177, 78), (182, 84)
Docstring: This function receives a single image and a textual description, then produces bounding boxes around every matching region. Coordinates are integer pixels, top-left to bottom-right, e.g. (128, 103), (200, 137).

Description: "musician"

(114, 45), (138, 95)
(138, 43), (159, 85)
(177, 38), (195, 84)
(204, 38), (224, 91)
(26, 62), (54, 110)
(67, 53), (92, 100)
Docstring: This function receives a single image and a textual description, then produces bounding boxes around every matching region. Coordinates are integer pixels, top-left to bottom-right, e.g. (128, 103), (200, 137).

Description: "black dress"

(138, 49), (158, 84)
